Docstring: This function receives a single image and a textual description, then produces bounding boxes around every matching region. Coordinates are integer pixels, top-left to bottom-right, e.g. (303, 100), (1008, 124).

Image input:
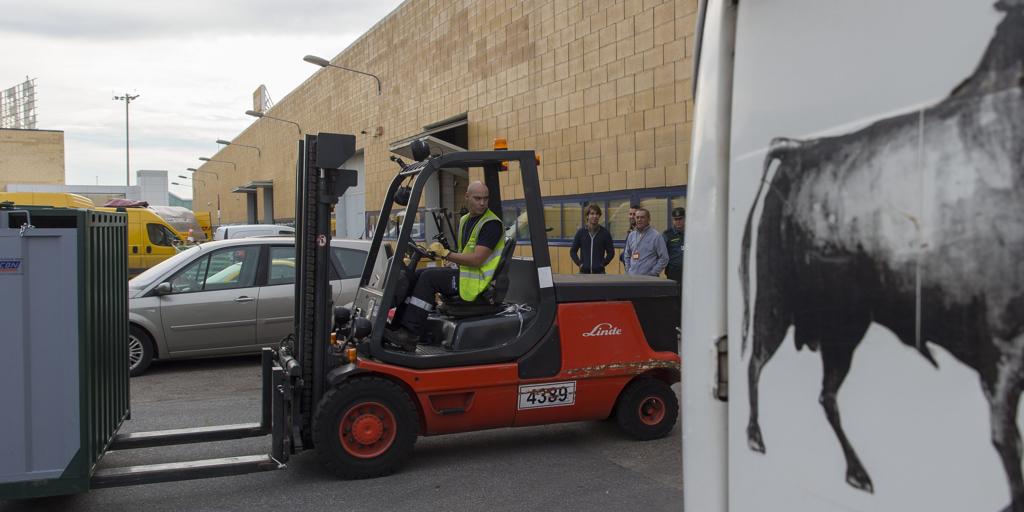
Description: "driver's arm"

(446, 220), (501, 267)
(447, 245), (493, 267)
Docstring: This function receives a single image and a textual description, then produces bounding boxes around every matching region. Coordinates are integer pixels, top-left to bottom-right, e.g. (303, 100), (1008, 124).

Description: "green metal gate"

(0, 206), (129, 499)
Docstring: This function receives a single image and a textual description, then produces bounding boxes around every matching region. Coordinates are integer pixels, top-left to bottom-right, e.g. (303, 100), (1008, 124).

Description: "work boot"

(384, 327), (419, 352)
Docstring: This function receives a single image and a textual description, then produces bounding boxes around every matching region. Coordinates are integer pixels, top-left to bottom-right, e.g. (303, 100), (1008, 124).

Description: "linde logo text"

(582, 323), (622, 337)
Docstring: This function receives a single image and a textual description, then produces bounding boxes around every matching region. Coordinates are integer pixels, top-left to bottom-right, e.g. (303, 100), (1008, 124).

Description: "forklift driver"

(385, 181), (506, 351)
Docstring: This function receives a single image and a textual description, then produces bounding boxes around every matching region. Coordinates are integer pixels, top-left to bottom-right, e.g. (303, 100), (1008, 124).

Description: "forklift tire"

(129, 325), (154, 377)
(614, 377), (678, 441)
(313, 376), (419, 479)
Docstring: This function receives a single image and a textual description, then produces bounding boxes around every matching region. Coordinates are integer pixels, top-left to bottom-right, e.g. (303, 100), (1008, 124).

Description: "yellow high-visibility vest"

(456, 209), (505, 302)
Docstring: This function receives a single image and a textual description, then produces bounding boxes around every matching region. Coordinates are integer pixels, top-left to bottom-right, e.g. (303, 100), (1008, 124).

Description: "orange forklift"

(0, 133), (680, 499)
(281, 133), (682, 478)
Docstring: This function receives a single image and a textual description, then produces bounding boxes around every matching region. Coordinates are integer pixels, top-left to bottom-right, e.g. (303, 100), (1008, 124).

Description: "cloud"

(0, 1), (404, 197)
(0, 0), (402, 40)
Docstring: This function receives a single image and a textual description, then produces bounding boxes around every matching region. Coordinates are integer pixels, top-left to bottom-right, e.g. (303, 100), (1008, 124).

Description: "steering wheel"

(406, 241), (434, 260)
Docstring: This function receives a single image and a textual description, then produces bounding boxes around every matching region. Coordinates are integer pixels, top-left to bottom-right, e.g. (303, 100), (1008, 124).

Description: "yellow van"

(95, 207), (185, 276)
(194, 211), (214, 240)
(0, 192), (95, 209)
(0, 193), (185, 276)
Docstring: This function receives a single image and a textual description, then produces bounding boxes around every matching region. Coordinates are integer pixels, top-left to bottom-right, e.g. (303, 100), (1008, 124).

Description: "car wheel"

(615, 376), (679, 441)
(313, 376), (419, 479)
(128, 325), (155, 377)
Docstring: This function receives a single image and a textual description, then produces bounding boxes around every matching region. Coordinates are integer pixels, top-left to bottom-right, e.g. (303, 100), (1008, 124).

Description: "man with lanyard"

(622, 207), (669, 277)
(618, 204), (640, 265)
(663, 207), (685, 283)
(385, 181), (505, 351)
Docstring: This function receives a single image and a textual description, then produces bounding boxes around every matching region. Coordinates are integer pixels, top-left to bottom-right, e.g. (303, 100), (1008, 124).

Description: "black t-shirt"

(460, 215), (502, 250)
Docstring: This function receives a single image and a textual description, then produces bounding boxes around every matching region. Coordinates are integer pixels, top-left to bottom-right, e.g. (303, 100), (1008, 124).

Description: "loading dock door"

(389, 135), (468, 241)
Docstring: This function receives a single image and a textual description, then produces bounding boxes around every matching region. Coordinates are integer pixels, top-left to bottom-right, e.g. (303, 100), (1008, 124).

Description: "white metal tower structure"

(0, 77), (38, 129)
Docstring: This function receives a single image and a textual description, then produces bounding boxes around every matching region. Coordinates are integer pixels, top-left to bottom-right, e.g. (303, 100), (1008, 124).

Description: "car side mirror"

(154, 282), (172, 296)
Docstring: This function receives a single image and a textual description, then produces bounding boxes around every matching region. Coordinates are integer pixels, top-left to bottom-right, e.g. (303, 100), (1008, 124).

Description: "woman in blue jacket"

(570, 204), (616, 274)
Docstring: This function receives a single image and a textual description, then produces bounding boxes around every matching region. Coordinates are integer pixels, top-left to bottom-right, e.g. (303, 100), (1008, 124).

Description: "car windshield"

(129, 245), (202, 289)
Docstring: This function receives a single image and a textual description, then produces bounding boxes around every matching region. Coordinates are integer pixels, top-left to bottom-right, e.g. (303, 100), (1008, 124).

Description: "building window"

(640, 197), (668, 232)
(502, 206), (519, 241)
(562, 202), (583, 236)
(543, 202), (562, 240)
(367, 186), (685, 247)
(607, 198), (634, 241)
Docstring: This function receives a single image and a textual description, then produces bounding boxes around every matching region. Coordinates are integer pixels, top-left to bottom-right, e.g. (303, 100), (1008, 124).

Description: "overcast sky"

(0, 0), (405, 199)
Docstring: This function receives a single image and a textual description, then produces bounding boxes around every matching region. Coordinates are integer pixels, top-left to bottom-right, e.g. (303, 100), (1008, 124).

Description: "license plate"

(518, 381), (576, 410)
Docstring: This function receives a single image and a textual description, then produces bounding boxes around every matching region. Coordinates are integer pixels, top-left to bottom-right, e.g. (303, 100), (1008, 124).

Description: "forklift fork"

(90, 349), (291, 488)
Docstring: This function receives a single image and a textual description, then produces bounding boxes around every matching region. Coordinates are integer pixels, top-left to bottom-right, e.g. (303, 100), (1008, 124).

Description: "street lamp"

(303, 54), (382, 95)
(216, 139), (261, 158)
(112, 92), (140, 186)
(185, 167), (219, 180)
(198, 157), (237, 172)
(185, 168), (222, 225)
(245, 110), (302, 134)
(177, 175), (206, 186)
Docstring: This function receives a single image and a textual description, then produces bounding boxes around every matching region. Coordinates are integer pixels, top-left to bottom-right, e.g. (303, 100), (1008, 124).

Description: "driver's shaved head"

(465, 181), (490, 216)
(467, 181), (488, 195)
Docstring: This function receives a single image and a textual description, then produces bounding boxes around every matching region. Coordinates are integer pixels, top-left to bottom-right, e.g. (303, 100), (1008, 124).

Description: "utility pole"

(113, 93), (140, 186)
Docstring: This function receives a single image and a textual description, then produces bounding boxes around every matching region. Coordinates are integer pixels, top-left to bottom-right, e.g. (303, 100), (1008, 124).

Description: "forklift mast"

(288, 132), (358, 448)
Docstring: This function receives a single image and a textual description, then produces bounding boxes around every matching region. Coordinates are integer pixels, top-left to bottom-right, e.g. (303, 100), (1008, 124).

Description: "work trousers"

(398, 267), (459, 333)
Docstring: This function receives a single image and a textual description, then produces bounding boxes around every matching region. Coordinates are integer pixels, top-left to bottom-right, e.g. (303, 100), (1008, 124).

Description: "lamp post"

(245, 110), (302, 135)
(216, 139), (261, 158)
(177, 176), (206, 186)
(303, 55), (382, 95)
(198, 157), (237, 172)
(112, 92), (140, 186)
(185, 167), (218, 180)
(186, 167), (222, 225)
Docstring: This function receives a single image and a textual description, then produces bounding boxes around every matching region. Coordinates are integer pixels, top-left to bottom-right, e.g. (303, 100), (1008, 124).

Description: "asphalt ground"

(1, 355), (682, 512)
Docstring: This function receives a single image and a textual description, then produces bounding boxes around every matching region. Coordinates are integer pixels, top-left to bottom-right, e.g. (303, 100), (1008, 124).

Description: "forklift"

(2, 133), (679, 497)
(282, 133), (682, 478)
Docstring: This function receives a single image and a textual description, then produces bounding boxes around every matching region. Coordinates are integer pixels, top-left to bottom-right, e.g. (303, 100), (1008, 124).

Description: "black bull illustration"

(740, 2), (1024, 510)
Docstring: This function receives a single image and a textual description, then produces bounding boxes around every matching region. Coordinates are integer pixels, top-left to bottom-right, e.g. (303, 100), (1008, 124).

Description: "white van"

(682, 2), (1023, 512)
(212, 224), (295, 240)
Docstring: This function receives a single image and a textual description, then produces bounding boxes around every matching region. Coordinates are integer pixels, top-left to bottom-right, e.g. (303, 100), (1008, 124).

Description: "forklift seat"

(438, 236), (517, 318)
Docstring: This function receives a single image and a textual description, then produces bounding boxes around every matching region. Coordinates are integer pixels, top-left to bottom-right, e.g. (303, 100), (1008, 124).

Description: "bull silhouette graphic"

(740, 2), (1024, 510)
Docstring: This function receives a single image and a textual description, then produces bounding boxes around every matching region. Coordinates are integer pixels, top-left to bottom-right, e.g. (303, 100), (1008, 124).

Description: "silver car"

(127, 236), (384, 376)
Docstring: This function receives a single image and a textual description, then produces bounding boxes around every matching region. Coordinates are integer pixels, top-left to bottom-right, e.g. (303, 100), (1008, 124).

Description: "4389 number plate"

(517, 381), (576, 410)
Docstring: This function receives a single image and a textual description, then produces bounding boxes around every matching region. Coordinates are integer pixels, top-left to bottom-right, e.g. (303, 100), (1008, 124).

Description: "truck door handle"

(233, 296), (255, 303)
(132, 246), (139, 254)
(146, 246), (152, 254)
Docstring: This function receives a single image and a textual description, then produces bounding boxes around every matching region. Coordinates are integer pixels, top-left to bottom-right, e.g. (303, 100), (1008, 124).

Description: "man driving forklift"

(384, 180), (505, 351)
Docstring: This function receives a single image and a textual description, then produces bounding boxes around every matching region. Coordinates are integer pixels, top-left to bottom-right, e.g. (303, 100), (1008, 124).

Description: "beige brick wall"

(197, 0), (696, 273)
(0, 129), (65, 191)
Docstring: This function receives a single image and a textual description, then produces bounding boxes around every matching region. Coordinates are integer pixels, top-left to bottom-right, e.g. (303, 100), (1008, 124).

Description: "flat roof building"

(198, 0), (696, 274)
(0, 128), (65, 191)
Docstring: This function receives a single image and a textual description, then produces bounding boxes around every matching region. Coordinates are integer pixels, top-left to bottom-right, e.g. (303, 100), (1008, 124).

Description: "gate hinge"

(714, 335), (728, 401)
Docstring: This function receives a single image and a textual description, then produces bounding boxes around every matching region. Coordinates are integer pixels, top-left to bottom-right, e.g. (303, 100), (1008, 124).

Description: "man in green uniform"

(663, 207), (685, 283)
